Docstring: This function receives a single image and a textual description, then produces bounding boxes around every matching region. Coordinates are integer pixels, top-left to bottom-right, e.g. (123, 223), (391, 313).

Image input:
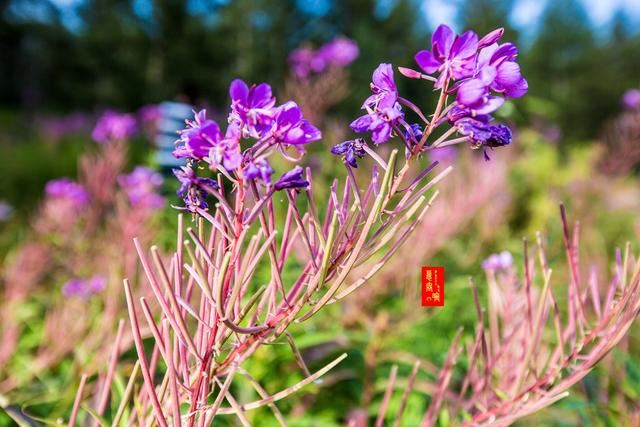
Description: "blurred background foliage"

(1, 0), (639, 131)
(1, 0), (640, 216)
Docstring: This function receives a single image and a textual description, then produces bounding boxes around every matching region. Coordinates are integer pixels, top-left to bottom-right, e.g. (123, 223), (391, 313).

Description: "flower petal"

(432, 24), (454, 59)
(451, 30), (478, 59)
(372, 63), (395, 91)
(277, 101), (303, 127)
(496, 61), (522, 87)
(504, 77), (528, 98)
(478, 28), (504, 49)
(229, 79), (249, 104)
(250, 83), (274, 108)
(415, 50), (441, 74)
(456, 79), (487, 106)
(350, 114), (373, 133)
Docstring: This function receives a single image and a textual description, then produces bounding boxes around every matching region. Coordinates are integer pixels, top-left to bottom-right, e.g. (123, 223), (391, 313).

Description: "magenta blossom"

(316, 37), (359, 68)
(62, 275), (107, 298)
(351, 106), (403, 144)
(174, 110), (223, 161)
(457, 42), (528, 108)
(173, 165), (218, 212)
(351, 63), (404, 144)
(138, 104), (161, 129)
(364, 63), (399, 110)
(415, 24), (479, 88)
(45, 178), (90, 207)
(118, 166), (165, 209)
(92, 111), (137, 143)
(243, 158), (274, 184)
(622, 89), (640, 110)
(229, 79), (276, 136)
(208, 119), (243, 172)
(289, 46), (316, 79)
(289, 37), (359, 79)
(482, 251), (513, 271)
(272, 101), (322, 146)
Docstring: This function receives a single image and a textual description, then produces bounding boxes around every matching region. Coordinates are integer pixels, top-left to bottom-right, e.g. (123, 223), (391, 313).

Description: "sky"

(16, 0), (640, 35)
(423, 0), (640, 29)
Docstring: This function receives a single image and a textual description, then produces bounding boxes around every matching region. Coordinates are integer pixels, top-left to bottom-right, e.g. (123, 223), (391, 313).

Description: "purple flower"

(173, 166), (219, 212)
(174, 110), (223, 161)
(622, 89), (640, 110)
(138, 104), (161, 125)
(364, 63), (399, 110)
(316, 37), (359, 68)
(351, 64), (404, 144)
(274, 166), (309, 191)
(455, 117), (512, 160)
(289, 46), (315, 79)
(456, 42), (528, 108)
(331, 138), (367, 168)
(92, 111), (137, 143)
(229, 79), (276, 136)
(208, 120), (243, 172)
(351, 106), (403, 144)
(482, 251), (513, 272)
(62, 275), (106, 298)
(289, 37), (359, 79)
(272, 101), (322, 146)
(45, 178), (90, 207)
(415, 24), (479, 88)
(118, 166), (165, 209)
(243, 158), (274, 184)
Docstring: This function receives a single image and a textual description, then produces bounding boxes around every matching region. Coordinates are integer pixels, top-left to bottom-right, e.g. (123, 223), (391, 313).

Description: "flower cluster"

(172, 79), (321, 211)
(332, 25), (527, 166)
(350, 63), (403, 145)
(62, 275), (106, 298)
(45, 178), (90, 207)
(92, 111), (137, 144)
(118, 166), (165, 210)
(414, 26), (527, 109)
(289, 37), (359, 79)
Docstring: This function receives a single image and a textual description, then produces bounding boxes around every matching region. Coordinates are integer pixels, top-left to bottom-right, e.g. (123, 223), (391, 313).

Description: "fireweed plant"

(72, 25), (528, 425)
(370, 207), (640, 426)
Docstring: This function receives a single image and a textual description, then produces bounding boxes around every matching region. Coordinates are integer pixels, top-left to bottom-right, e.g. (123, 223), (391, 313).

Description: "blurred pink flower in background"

(118, 166), (165, 210)
(482, 250), (513, 271)
(289, 37), (359, 79)
(92, 111), (137, 143)
(45, 178), (90, 207)
(622, 88), (640, 110)
(62, 275), (106, 298)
